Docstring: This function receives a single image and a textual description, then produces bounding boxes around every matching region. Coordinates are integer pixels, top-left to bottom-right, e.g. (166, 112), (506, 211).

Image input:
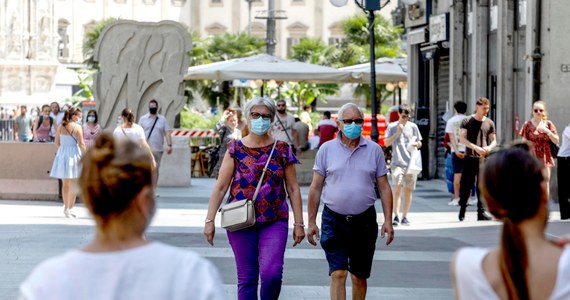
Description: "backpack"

(37, 115), (53, 130)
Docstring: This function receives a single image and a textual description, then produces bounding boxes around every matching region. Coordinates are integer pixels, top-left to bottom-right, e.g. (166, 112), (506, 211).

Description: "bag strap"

(252, 140), (278, 201)
(146, 117), (159, 140)
(276, 115), (294, 144)
(64, 125), (78, 144)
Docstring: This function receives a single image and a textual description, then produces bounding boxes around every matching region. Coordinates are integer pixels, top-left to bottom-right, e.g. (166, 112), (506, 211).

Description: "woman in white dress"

(451, 146), (570, 299)
(113, 108), (155, 169)
(50, 107), (86, 218)
(20, 133), (226, 300)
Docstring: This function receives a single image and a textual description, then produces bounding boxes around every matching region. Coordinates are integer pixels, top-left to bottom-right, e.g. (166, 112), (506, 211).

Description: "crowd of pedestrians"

(10, 95), (569, 299)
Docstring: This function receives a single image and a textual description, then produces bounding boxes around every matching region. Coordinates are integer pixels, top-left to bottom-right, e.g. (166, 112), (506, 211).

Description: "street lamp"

(330, 0), (390, 143)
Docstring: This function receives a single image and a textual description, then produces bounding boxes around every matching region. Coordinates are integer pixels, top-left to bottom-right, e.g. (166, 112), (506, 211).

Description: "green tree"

(82, 17), (118, 69)
(186, 32), (265, 109)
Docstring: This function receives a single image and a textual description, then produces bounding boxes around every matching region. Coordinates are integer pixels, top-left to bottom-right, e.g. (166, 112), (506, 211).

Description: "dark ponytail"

(480, 148), (544, 300)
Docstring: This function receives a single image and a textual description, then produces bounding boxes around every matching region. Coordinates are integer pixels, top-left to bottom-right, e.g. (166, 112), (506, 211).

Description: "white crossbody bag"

(219, 140), (277, 232)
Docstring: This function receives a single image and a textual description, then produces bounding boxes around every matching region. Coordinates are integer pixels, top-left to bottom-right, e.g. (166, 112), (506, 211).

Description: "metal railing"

(0, 120), (15, 142)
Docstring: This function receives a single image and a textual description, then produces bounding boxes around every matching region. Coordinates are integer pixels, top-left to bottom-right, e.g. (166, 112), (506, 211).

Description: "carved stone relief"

(92, 20), (192, 129)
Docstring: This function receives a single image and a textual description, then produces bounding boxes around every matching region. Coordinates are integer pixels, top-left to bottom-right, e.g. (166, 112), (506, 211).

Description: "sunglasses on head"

(341, 118), (364, 125)
(533, 108), (544, 113)
(250, 112), (272, 120)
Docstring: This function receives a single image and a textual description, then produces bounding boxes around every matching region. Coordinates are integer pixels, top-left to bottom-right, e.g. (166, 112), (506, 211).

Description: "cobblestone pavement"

(1, 178), (567, 299)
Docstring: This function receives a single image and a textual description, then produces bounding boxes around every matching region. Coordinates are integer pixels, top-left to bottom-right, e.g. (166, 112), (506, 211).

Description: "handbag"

(219, 140), (278, 232)
(549, 140), (560, 157)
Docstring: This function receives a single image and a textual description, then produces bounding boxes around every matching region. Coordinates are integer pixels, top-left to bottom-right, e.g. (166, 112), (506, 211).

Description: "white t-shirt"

(19, 242), (226, 300)
(272, 113), (296, 144)
(139, 114), (170, 152)
(445, 114), (466, 153)
(454, 246), (570, 300)
(113, 124), (146, 143)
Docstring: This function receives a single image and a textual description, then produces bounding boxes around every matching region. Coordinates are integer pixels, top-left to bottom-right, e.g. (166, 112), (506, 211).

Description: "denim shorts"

(451, 152), (465, 174)
(320, 205), (378, 279)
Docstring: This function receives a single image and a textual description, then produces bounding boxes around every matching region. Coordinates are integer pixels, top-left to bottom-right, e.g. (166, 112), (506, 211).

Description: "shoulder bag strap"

(64, 124), (78, 144)
(146, 117), (159, 140)
(276, 116), (293, 144)
(252, 140), (278, 201)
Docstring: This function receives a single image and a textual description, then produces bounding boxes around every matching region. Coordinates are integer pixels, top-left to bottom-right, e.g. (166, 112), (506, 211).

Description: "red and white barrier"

(172, 129), (218, 138)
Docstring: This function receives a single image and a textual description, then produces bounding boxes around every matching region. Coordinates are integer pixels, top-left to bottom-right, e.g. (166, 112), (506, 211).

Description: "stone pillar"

(470, 0), (489, 103)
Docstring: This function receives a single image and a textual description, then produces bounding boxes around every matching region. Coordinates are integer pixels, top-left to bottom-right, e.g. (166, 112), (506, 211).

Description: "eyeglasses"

(250, 112), (272, 120)
(399, 110), (410, 115)
(276, 104), (286, 107)
(533, 108), (544, 113)
(341, 118), (364, 125)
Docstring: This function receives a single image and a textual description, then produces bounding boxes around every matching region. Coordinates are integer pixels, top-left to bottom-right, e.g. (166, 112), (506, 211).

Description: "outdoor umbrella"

(184, 53), (358, 83)
(340, 57), (407, 84)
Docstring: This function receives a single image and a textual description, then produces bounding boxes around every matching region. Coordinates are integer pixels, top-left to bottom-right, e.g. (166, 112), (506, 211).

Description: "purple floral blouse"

(227, 139), (299, 223)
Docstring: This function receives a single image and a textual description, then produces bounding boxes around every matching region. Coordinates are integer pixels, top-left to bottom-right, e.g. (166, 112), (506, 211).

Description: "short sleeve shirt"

(227, 140), (299, 223)
(461, 116), (495, 158)
(113, 124), (146, 143)
(386, 121), (423, 168)
(139, 114), (170, 152)
(445, 114), (467, 152)
(519, 120), (557, 167)
(317, 119), (338, 147)
(313, 135), (389, 215)
(272, 114), (296, 144)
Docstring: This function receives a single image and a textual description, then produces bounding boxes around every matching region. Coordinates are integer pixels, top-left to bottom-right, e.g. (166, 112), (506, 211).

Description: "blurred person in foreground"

(204, 96), (305, 300)
(307, 103), (394, 300)
(451, 145), (570, 299)
(20, 133), (226, 300)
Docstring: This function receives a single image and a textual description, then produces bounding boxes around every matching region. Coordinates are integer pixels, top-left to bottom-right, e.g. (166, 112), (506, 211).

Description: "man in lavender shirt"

(307, 103), (394, 300)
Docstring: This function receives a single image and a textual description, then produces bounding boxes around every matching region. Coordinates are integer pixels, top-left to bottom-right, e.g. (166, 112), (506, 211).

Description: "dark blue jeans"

(227, 219), (288, 300)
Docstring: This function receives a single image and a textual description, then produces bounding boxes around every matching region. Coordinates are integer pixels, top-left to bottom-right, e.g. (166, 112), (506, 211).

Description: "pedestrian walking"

(445, 101), (468, 206)
(557, 122), (570, 220)
(203, 96), (305, 300)
(384, 104), (422, 226)
(451, 146), (570, 299)
(21, 133), (226, 300)
(50, 107), (85, 218)
(307, 103), (394, 300)
(83, 109), (102, 149)
(271, 99), (300, 156)
(211, 108), (241, 179)
(317, 111), (337, 148)
(32, 104), (55, 142)
(14, 105), (33, 142)
(113, 108), (156, 170)
(139, 100), (173, 186)
(519, 100), (559, 198)
(457, 97), (497, 221)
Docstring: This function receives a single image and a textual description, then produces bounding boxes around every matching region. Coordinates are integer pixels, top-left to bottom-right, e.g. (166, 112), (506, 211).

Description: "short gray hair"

(337, 103), (364, 121)
(244, 96), (276, 121)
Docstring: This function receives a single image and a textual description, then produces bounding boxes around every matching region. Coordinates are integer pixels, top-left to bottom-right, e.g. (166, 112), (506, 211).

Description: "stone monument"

(92, 20), (192, 129)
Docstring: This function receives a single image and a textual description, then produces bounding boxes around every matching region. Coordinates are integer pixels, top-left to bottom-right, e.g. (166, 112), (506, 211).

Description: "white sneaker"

(63, 208), (70, 218)
(468, 198), (478, 206)
(448, 198), (459, 206)
(67, 208), (77, 218)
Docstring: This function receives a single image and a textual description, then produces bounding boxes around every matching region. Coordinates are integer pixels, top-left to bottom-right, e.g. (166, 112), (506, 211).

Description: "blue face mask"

(342, 123), (363, 139)
(250, 117), (272, 135)
(87, 116), (96, 123)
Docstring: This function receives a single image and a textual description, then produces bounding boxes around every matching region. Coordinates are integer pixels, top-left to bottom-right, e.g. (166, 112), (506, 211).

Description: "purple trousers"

(227, 219), (288, 300)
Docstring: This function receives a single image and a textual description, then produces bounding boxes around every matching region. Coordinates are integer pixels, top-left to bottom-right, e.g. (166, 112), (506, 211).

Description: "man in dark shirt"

(458, 97), (497, 221)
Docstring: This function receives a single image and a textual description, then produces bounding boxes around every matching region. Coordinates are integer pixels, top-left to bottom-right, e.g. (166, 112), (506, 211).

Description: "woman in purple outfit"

(204, 96), (305, 300)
